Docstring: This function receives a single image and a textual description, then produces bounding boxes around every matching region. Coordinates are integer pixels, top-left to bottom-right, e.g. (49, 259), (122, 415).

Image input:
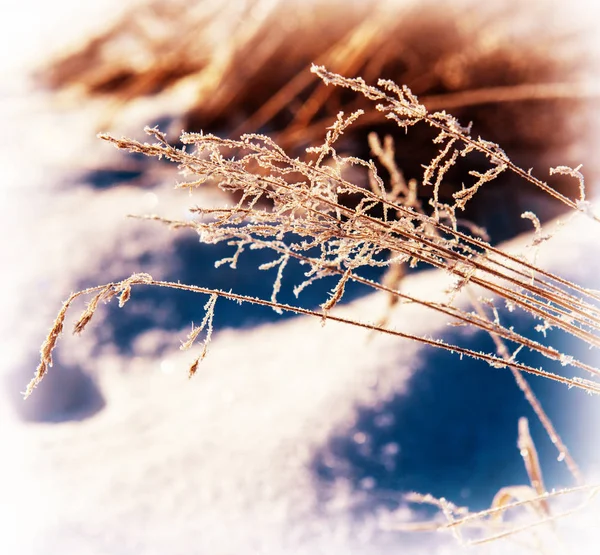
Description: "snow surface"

(2, 1), (600, 554)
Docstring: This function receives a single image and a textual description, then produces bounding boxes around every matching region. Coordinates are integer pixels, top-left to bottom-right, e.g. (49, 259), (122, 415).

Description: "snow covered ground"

(2, 1), (600, 554)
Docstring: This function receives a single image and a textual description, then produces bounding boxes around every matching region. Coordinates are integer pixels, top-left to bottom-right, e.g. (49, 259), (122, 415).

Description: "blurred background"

(2, 0), (600, 553)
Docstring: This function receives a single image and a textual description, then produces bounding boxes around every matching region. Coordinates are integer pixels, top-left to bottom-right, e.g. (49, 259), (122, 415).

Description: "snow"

(2, 1), (600, 554)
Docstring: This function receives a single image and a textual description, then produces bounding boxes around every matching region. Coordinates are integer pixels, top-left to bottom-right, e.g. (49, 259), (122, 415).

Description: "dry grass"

(41, 0), (600, 234)
(29, 62), (600, 546)
(30, 0), (600, 549)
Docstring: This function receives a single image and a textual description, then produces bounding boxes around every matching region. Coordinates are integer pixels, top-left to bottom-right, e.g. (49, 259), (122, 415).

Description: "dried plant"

(386, 416), (600, 549)
(29, 60), (600, 548)
(41, 0), (600, 236)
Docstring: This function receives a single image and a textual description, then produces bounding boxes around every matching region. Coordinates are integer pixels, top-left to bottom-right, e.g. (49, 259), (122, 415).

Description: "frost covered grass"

(16, 0), (600, 551)
(27, 62), (600, 547)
